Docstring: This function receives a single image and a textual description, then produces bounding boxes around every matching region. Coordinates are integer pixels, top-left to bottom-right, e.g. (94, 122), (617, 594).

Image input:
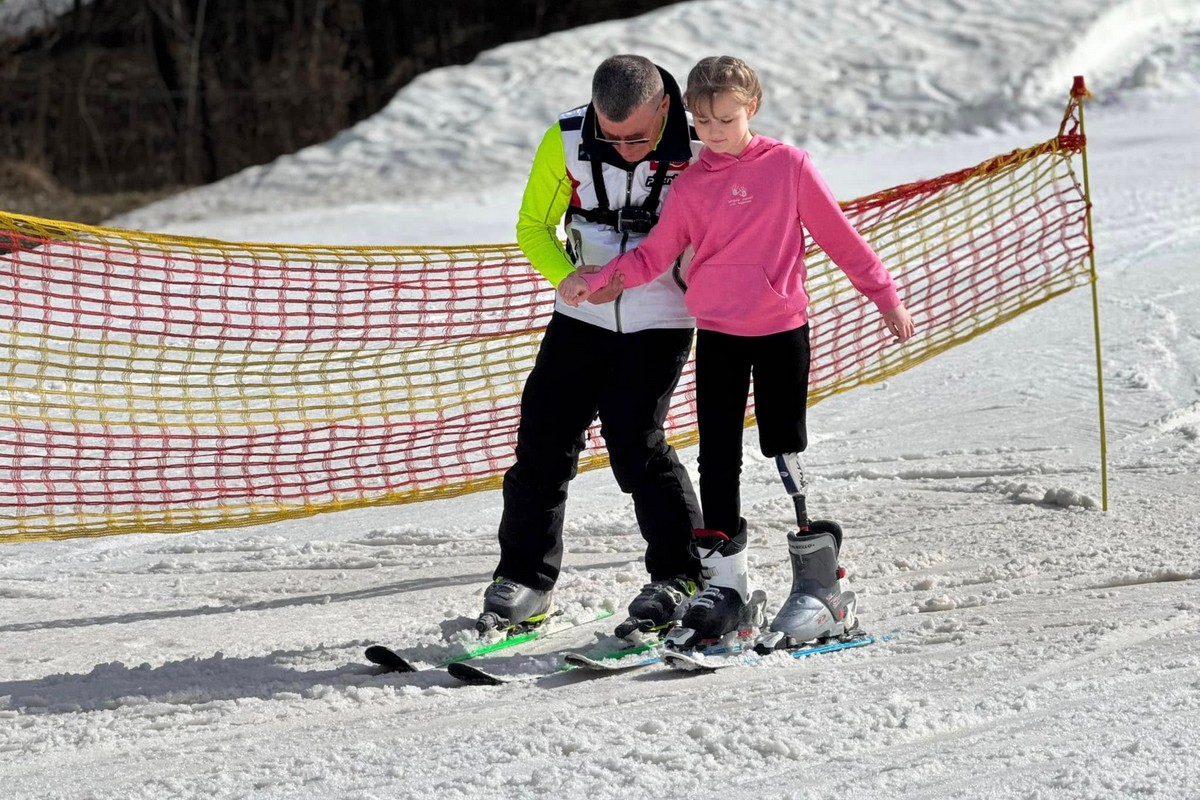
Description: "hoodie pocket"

(686, 264), (792, 323)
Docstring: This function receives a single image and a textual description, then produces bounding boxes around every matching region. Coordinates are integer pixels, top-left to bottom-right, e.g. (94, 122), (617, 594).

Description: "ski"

(365, 608), (614, 675)
(448, 631), (785, 685)
(564, 596), (767, 675)
(445, 661), (507, 686)
(456, 633), (748, 684)
(444, 639), (662, 685)
(364, 644), (420, 673)
(455, 643), (658, 684)
(561, 640), (664, 672)
(662, 631), (884, 673)
(561, 627), (757, 672)
(444, 618), (674, 684)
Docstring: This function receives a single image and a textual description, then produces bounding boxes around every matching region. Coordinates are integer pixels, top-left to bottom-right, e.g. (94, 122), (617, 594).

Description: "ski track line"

(1012, 608), (1196, 690)
(896, 654), (1200, 799)
(724, 635), (1200, 798)
(827, 693), (1198, 800)
(0, 670), (604, 793)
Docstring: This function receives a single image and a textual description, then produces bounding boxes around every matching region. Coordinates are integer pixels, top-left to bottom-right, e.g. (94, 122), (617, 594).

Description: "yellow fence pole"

(1073, 75), (1109, 511)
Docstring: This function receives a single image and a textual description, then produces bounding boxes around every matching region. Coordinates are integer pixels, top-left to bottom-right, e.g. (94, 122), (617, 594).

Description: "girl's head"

(684, 56), (761, 156)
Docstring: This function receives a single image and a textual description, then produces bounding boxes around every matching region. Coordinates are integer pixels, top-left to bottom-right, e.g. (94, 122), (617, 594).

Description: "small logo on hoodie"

(729, 183), (752, 206)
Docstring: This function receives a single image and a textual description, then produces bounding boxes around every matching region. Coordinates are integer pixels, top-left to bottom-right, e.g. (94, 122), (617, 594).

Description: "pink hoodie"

(583, 135), (900, 336)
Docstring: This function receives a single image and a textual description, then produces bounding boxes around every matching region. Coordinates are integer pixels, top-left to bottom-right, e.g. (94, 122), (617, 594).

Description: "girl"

(559, 56), (915, 650)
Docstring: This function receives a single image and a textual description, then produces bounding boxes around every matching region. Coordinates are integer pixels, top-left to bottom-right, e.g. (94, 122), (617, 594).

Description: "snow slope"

(3, 1), (1200, 798)
(0, 0), (84, 40)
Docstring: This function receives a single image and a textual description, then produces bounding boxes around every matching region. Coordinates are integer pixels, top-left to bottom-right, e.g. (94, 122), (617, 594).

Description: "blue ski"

(662, 632), (887, 672)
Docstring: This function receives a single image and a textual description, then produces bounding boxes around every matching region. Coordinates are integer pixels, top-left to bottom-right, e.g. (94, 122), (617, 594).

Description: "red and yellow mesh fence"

(0, 85), (1096, 542)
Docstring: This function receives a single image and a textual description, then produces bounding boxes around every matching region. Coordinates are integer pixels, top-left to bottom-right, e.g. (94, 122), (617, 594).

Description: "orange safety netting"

(0, 88), (1094, 543)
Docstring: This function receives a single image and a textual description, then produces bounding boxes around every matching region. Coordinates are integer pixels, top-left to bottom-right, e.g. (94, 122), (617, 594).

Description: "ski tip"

(661, 651), (722, 672)
(562, 652), (595, 668)
(563, 647), (662, 672)
(364, 645), (419, 673)
(446, 661), (506, 686)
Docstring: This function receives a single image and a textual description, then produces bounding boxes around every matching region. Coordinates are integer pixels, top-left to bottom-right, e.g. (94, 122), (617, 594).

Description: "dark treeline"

(0, 0), (685, 194)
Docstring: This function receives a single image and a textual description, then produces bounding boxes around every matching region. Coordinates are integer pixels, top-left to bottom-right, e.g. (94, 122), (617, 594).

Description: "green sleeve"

(516, 123), (577, 287)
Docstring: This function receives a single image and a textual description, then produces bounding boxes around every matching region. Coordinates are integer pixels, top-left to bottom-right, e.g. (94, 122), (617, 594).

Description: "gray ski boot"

(665, 522), (764, 650)
(476, 577), (553, 633)
(758, 521), (857, 651)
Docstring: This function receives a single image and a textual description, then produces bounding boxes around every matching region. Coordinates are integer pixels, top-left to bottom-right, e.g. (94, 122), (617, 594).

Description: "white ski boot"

(665, 522), (763, 650)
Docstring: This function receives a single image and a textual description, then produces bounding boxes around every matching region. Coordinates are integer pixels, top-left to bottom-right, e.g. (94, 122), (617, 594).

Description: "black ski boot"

(615, 575), (698, 639)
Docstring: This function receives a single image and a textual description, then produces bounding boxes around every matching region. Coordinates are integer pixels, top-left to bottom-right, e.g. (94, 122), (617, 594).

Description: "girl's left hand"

(883, 304), (916, 342)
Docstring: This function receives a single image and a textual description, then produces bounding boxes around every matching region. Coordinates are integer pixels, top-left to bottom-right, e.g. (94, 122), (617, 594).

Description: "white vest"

(554, 98), (701, 333)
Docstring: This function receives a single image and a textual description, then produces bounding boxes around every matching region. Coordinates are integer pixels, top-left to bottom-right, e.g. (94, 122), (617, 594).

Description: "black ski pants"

(695, 325), (811, 538)
(495, 312), (703, 591)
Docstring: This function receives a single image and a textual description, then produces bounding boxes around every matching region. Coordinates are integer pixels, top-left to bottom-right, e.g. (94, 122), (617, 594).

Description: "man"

(478, 56), (704, 638)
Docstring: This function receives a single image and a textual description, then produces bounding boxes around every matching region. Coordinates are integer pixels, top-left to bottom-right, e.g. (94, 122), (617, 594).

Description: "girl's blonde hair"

(683, 56), (762, 114)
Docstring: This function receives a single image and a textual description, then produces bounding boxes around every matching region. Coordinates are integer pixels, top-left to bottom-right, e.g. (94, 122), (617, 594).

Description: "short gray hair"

(591, 55), (663, 121)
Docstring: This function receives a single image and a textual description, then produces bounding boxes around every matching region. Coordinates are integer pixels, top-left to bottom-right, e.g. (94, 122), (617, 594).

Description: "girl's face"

(692, 91), (757, 157)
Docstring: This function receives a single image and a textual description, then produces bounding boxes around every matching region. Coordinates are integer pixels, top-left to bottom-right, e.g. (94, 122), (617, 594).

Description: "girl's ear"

(746, 97), (759, 119)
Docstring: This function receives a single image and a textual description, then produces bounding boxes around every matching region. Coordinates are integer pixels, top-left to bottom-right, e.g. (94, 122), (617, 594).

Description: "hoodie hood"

(700, 134), (782, 171)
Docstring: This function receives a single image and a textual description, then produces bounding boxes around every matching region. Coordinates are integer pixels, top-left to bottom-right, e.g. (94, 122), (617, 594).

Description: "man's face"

(594, 92), (669, 163)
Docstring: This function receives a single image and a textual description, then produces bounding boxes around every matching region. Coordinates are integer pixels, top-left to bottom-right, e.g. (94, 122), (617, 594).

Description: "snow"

(3, 1), (1200, 798)
(0, 0), (86, 40)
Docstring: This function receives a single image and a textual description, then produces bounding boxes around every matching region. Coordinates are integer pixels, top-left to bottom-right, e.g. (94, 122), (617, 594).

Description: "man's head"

(591, 55), (669, 162)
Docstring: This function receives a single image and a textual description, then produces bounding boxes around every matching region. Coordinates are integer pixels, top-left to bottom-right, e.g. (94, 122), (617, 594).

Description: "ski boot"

(475, 577), (553, 634)
(665, 522), (764, 651)
(614, 575), (699, 640)
(757, 520), (859, 652)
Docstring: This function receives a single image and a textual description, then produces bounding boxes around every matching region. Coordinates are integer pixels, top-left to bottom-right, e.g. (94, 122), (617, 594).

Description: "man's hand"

(583, 267), (624, 305)
(882, 304), (916, 342)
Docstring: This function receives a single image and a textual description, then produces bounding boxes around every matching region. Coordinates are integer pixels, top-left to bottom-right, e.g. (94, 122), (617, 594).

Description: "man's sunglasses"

(593, 94), (666, 146)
